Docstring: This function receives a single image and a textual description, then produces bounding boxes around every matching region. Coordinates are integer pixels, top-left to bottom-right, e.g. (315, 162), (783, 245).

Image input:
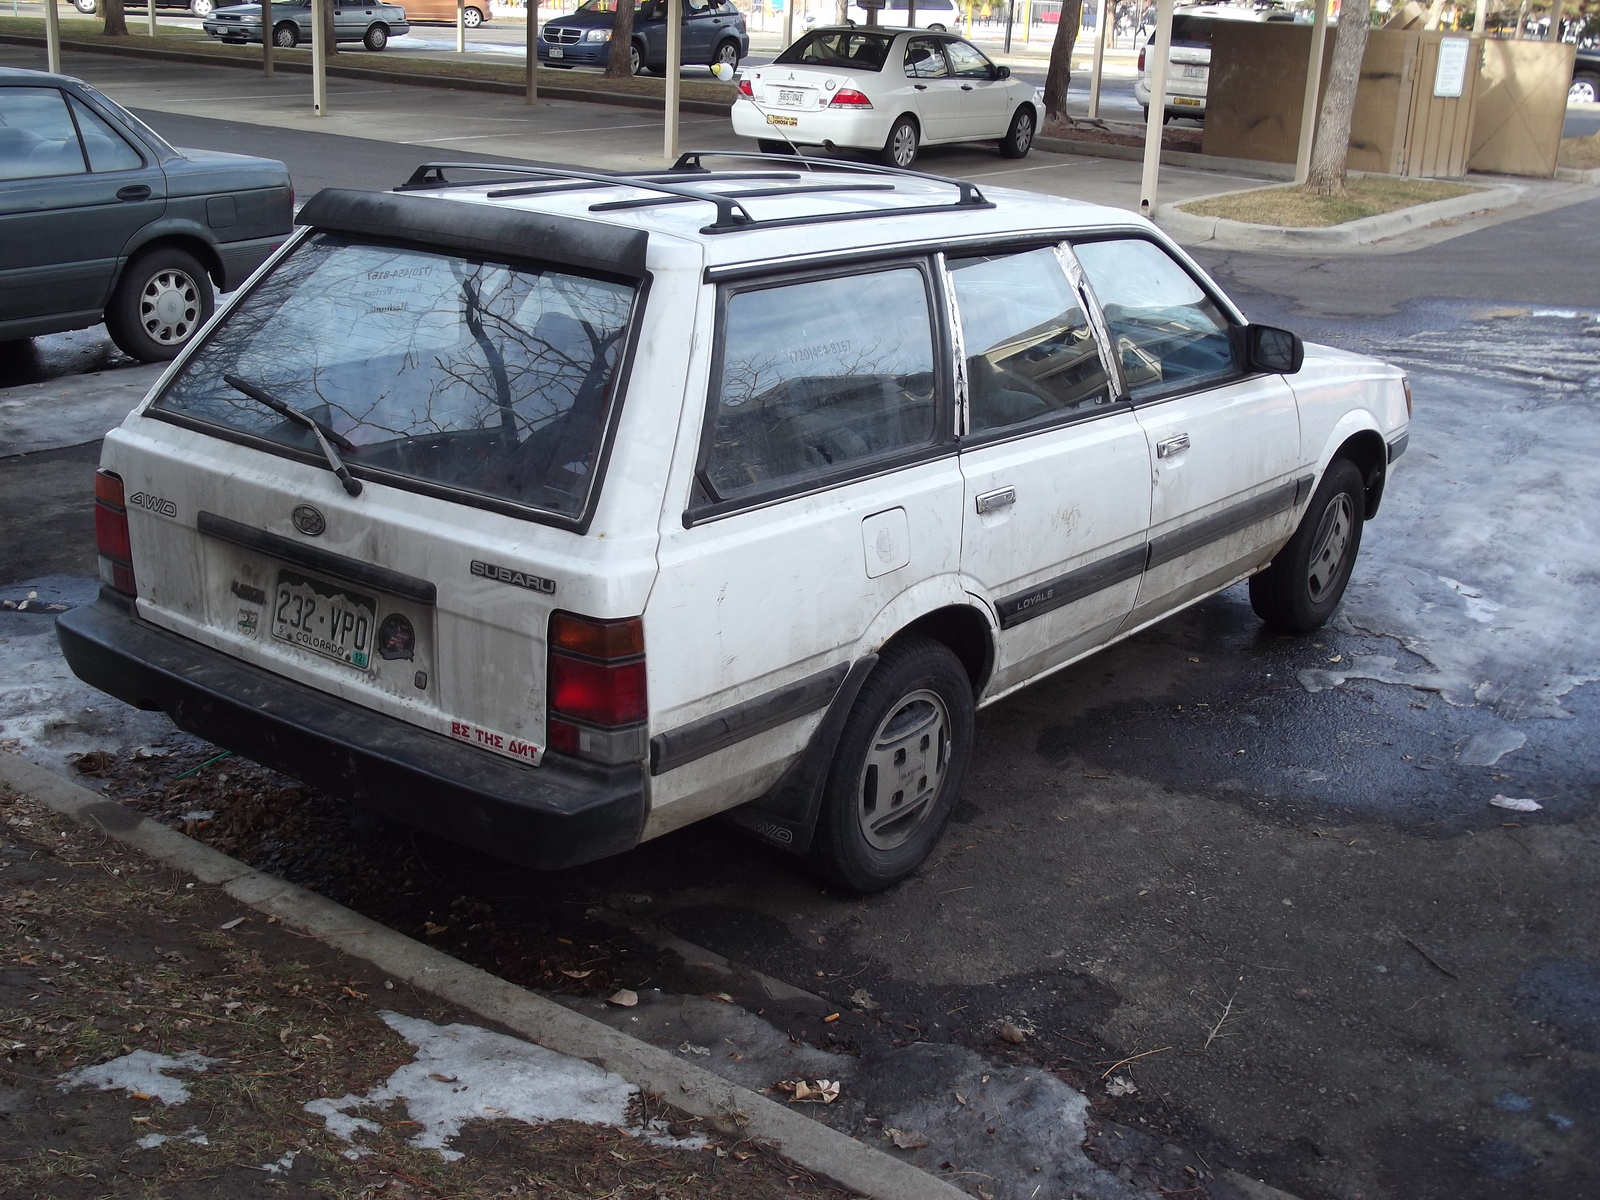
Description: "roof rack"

(398, 154), (991, 235)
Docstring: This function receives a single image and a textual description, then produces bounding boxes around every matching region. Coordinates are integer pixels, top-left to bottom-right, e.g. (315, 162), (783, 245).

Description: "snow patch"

(135, 1125), (209, 1150)
(304, 1012), (707, 1162)
(259, 1150), (299, 1175)
(57, 1050), (219, 1106)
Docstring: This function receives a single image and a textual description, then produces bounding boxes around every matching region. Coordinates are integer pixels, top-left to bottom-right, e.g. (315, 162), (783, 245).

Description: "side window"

(904, 38), (949, 80)
(950, 247), (1112, 435)
(1072, 238), (1235, 399)
(68, 98), (143, 172)
(945, 39), (995, 80)
(704, 267), (939, 501)
(0, 87), (87, 181)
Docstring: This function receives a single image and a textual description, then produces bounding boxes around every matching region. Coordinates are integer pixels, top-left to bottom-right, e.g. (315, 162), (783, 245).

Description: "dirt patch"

(1557, 133), (1600, 170)
(1180, 176), (1480, 227)
(0, 784), (850, 1198)
(1042, 115), (1203, 154)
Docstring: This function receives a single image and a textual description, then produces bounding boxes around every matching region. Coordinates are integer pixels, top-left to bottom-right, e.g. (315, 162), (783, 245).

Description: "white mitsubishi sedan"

(731, 26), (1042, 168)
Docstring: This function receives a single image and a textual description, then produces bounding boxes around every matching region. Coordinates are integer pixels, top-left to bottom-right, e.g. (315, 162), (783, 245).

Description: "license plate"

(1173, 95), (1203, 107)
(776, 88), (806, 106)
(271, 570), (377, 671)
(548, 45), (564, 58)
(766, 114), (798, 126)
(1183, 64), (1207, 78)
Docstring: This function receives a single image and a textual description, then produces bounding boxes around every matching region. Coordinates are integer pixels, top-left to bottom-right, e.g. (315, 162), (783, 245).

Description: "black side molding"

(295, 187), (649, 281)
(1387, 432), (1409, 463)
(996, 545), (1147, 631)
(651, 663), (849, 776)
(198, 511), (437, 606)
(1147, 477), (1307, 570)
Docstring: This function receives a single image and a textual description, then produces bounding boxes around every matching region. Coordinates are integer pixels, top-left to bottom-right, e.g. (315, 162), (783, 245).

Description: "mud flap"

(723, 653), (879, 856)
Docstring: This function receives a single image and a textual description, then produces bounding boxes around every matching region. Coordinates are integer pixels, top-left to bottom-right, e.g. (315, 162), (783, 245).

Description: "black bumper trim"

(56, 598), (643, 871)
(1387, 431), (1409, 463)
(198, 511), (437, 606)
(650, 662), (848, 776)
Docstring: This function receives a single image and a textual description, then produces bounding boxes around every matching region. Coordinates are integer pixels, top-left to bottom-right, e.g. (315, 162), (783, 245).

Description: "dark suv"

(1574, 45), (1599, 105)
(538, 0), (748, 76)
(0, 69), (291, 362)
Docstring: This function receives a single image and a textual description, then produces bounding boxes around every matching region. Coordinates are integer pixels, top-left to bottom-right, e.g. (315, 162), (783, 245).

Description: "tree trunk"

(1042, 0), (1085, 121)
(103, 0), (129, 36)
(321, 0), (340, 56)
(605, 0), (637, 77)
(1303, 0), (1371, 197)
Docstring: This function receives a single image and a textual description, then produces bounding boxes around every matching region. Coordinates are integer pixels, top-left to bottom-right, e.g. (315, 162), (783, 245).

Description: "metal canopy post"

(263, 0), (274, 77)
(457, 0), (467, 51)
(1137, 0), (1172, 218)
(664, 0), (682, 161)
(1293, 0), (1328, 185)
(147, 0), (156, 37)
(525, 0), (537, 102)
(1088, 0), (1109, 118)
(45, 0), (62, 73)
(312, 0), (329, 114)
(782, 0), (793, 48)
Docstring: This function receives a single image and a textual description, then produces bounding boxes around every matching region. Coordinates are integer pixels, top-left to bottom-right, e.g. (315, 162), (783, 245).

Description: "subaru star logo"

(291, 505), (326, 536)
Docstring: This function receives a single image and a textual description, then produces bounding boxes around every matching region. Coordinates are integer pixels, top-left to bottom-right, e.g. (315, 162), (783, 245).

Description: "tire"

(1140, 103), (1149, 122)
(189, 0), (214, 14)
(1572, 73), (1599, 105)
(757, 138), (797, 154)
(629, 41), (645, 75)
(712, 38), (740, 69)
(1248, 458), (1366, 633)
(998, 104), (1034, 158)
(363, 22), (388, 50)
(104, 246), (214, 364)
(72, 0), (96, 12)
(806, 636), (974, 893)
(929, 21), (946, 30)
(880, 114), (919, 169)
(273, 21), (298, 47)
(463, 5), (484, 27)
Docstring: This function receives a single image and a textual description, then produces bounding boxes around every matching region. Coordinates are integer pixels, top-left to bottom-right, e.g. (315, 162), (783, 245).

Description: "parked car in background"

(56, 154), (1408, 893)
(71, 0), (246, 14)
(844, 0), (964, 31)
(538, 0), (748, 75)
(733, 27), (1042, 167)
(0, 68), (291, 361)
(1573, 45), (1600, 104)
(403, 0), (493, 27)
(1133, 5), (1297, 122)
(202, 0), (411, 51)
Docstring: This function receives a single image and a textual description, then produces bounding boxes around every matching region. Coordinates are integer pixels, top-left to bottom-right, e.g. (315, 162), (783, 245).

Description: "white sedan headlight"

(584, 28), (612, 41)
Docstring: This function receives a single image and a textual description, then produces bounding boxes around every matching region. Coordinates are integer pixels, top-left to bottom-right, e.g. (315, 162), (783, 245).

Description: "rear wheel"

(806, 637), (974, 893)
(1249, 458), (1366, 632)
(712, 38), (740, 69)
(999, 104), (1034, 158)
(72, 0), (95, 11)
(273, 21), (298, 46)
(629, 41), (645, 74)
(880, 114), (919, 169)
(362, 22), (388, 50)
(189, 0), (214, 14)
(463, 5), (484, 27)
(104, 246), (214, 364)
(1572, 73), (1599, 104)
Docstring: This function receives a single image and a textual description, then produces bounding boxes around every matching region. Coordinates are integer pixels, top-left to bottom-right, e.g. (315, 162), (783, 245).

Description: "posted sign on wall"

(1434, 36), (1471, 98)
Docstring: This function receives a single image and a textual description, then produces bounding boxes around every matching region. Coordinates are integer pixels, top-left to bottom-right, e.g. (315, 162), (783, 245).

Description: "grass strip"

(1558, 132), (1600, 170)
(1179, 175), (1480, 228)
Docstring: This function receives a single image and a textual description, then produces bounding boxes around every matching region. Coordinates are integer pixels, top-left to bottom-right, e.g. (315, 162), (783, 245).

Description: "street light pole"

(312, 0), (329, 114)
(45, 0), (62, 73)
(1137, 0), (1172, 218)
(664, 0), (681, 161)
(526, 0), (538, 102)
(1088, 0), (1109, 119)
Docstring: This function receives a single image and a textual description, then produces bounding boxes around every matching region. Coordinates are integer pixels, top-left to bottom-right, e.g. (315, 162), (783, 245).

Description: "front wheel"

(72, 0), (96, 12)
(806, 637), (974, 893)
(463, 5), (484, 27)
(273, 21), (298, 47)
(999, 104), (1034, 158)
(363, 22), (388, 50)
(1249, 458), (1366, 632)
(104, 246), (215, 364)
(1572, 73), (1599, 105)
(880, 114), (919, 169)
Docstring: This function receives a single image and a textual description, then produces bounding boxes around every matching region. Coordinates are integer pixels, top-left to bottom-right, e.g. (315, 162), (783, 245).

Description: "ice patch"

(1438, 576), (1502, 624)
(304, 1012), (707, 1162)
(259, 1150), (298, 1175)
(1296, 653), (1450, 699)
(136, 1125), (209, 1149)
(57, 1050), (219, 1106)
(1457, 726), (1527, 766)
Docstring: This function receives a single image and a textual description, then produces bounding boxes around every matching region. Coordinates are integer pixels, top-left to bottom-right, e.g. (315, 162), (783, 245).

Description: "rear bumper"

(214, 234), (285, 292)
(730, 98), (892, 150)
(56, 596), (646, 871)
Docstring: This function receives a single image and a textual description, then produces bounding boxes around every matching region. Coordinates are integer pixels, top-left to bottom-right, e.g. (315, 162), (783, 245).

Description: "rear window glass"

(1169, 15), (1215, 44)
(153, 235), (636, 519)
(775, 30), (895, 71)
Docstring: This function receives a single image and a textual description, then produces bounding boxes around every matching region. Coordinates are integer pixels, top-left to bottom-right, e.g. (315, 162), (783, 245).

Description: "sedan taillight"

(738, 77), (753, 97)
(1138, 46), (1146, 72)
(829, 88), (873, 109)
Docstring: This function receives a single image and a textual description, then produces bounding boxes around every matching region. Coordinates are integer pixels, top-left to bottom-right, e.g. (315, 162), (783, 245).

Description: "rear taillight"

(829, 88), (873, 109)
(1402, 376), (1413, 418)
(547, 612), (646, 766)
(738, 77), (753, 97)
(1138, 47), (1146, 72)
(94, 469), (137, 598)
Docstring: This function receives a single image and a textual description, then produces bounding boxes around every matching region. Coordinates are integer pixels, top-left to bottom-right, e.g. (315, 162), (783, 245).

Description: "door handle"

(974, 486), (1016, 514)
(1156, 433), (1190, 458)
(116, 184), (151, 202)
(914, 83), (927, 90)
(961, 84), (974, 90)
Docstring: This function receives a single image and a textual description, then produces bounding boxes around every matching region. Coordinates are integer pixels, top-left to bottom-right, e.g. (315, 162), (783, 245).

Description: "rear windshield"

(152, 235), (637, 520)
(775, 30), (895, 71)
(1168, 16), (1215, 45)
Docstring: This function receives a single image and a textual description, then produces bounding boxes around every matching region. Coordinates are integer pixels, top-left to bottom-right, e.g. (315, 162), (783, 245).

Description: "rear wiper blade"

(224, 373), (363, 497)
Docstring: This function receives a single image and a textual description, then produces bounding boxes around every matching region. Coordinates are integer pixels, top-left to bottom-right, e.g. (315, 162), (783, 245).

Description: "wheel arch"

(1331, 428), (1388, 519)
(891, 604), (995, 699)
(116, 230), (224, 293)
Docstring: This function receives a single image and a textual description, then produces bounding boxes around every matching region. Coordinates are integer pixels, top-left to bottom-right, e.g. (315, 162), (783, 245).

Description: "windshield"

(775, 30), (894, 71)
(153, 235), (637, 520)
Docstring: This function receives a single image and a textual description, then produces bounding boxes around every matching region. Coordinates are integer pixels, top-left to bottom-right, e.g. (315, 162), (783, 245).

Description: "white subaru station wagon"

(59, 155), (1410, 893)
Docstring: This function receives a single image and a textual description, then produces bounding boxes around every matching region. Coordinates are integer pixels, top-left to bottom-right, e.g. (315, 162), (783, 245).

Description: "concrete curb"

(0, 750), (969, 1200)
(1034, 134), (1294, 180)
(1553, 165), (1600, 184)
(0, 33), (734, 116)
(1154, 181), (1525, 249)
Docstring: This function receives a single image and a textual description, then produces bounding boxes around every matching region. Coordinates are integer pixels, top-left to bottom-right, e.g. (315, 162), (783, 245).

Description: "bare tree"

(321, 0), (340, 56)
(1042, 0), (1086, 122)
(102, 0), (129, 36)
(1303, 0), (1372, 197)
(605, 0), (637, 77)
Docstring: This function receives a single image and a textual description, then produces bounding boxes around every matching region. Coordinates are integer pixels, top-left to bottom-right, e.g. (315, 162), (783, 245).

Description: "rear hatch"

(115, 225), (643, 768)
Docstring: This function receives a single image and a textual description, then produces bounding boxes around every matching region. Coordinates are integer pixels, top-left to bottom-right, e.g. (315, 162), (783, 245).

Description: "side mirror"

(1235, 323), (1304, 375)
(995, 64), (1011, 79)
